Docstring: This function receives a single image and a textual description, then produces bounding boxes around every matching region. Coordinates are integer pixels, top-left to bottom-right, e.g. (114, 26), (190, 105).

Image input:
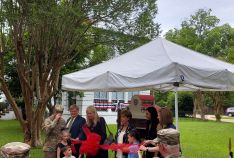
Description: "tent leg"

(175, 88), (179, 130)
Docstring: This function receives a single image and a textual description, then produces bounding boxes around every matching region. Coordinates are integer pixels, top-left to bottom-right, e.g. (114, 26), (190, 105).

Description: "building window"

(112, 92), (117, 100)
(117, 92), (124, 100)
(94, 92), (100, 99)
(128, 91), (139, 101)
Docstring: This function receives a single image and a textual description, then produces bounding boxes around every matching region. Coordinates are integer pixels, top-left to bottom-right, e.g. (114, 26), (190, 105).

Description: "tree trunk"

(193, 90), (205, 120)
(0, 80), (37, 145)
(0, 80), (25, 126)
(213, 92), (223, 122)
(193, 93), (198, 118)
(199, 92), (205, 120)
(25, 102), (45, 147)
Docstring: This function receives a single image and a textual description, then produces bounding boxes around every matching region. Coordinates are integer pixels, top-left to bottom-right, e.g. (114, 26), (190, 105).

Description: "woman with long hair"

(140, 107), (176, 158)
(80, 105), (108, 158)
(158, 107), (175, 129)
(144, 106), (159, 158)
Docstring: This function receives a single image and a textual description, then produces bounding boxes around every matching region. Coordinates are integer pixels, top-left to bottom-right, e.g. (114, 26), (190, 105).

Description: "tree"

(208, 92), (226, 121)
(165, 9), (220, 53)
(182, 9), (219, 39)
(0, 0), (160, 146)
(154, 91), (171, 107)
(165, 9), (234, 121)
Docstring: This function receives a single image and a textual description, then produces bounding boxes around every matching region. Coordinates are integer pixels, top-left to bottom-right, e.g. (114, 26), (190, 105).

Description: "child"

(127, 130), (141, 158)
(61, 146), (75, 158)
(57, 130), (72, 158)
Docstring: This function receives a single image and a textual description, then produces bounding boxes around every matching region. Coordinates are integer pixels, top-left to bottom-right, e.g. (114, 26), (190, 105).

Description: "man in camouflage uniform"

(152, 128), (184, 158)
(140, 128), (183, 158)
(43, 104), (66, 158)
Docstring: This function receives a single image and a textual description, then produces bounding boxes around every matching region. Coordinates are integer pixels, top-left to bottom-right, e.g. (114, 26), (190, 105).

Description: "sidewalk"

(196, 114), (234, 123)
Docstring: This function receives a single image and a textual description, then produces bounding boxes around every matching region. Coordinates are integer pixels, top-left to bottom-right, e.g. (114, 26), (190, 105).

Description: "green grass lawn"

(0, 119), (233, 158)
(180, 118), (233, 158)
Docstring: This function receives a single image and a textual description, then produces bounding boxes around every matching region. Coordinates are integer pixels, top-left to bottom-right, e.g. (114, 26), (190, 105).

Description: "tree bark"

(193, 90), (205, 120)
(2, 27), (62, 147)
(0, 79), (25, 126)
(193, 93), (198, 118)
(212, 92), (223, 122)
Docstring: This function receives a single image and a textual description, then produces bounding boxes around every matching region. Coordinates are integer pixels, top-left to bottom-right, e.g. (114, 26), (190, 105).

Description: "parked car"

(226, 107), (234, 117)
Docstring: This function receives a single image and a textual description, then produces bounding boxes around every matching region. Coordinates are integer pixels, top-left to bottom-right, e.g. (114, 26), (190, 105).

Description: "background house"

(62, 90), (150, 124)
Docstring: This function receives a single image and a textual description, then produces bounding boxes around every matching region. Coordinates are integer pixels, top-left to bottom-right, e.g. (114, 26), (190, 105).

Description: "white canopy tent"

(62, 37), (234, 129)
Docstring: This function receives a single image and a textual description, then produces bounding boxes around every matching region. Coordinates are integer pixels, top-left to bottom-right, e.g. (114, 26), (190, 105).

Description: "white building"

(62, 90), (150, 124)
(0, 91), (6, 102)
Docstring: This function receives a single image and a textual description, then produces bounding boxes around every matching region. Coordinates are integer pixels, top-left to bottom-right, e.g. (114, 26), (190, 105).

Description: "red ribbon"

(101, 143), (140, 153)
(71, 127), (140, 156)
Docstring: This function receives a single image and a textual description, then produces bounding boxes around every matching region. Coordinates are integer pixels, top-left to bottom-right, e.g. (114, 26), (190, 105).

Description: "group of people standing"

(116, 106), (181, 158)
(42, 104), (182, 158)
(139, 106), (179, 158)
(43, 104), (104, 158)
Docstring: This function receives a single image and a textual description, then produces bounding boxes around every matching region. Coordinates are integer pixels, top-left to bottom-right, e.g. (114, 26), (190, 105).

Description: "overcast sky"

(156, 0), (234, 35)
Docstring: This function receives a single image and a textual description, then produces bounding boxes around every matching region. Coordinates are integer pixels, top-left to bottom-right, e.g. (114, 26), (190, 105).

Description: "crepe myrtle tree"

(0, 0), (160, 146)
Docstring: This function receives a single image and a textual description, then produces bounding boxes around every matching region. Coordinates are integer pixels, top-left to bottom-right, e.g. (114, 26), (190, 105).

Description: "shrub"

(168, 92), (194, 117)
(0, 102), (8, 111)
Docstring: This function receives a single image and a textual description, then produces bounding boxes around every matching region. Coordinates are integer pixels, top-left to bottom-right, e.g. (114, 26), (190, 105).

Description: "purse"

(104, 122), (115, 145)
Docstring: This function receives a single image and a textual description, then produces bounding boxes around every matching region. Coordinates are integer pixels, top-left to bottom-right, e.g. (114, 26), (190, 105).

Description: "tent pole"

(175, 87), (179, 130)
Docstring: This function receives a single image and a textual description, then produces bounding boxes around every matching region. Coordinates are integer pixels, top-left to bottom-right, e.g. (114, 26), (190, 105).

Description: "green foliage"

(1, 0), (160, 68)
(0, 0), (160, 122)
(167, 92), (176, 109)
(204, 24), (234, 57)
(178, 92), (194, 113)
(1, 0), (161, 98)
(181, 9), (220, 38)
(15, 98), (25, 108)
(166, 27), (200, 51)
(0, 102), (7, 110)
(203, 94), (213, 107)
(165, 9), (234, 60)
(88, 45), (112, 67)
(1, 32), (21, 98)
(166, 9), (220, 53)
(154, 91), (172, 107)
(168, 92), (194, 116)
(154, 91), (194, 116)
(226, 47), (234, 64)
(223, 92), (234, 107)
